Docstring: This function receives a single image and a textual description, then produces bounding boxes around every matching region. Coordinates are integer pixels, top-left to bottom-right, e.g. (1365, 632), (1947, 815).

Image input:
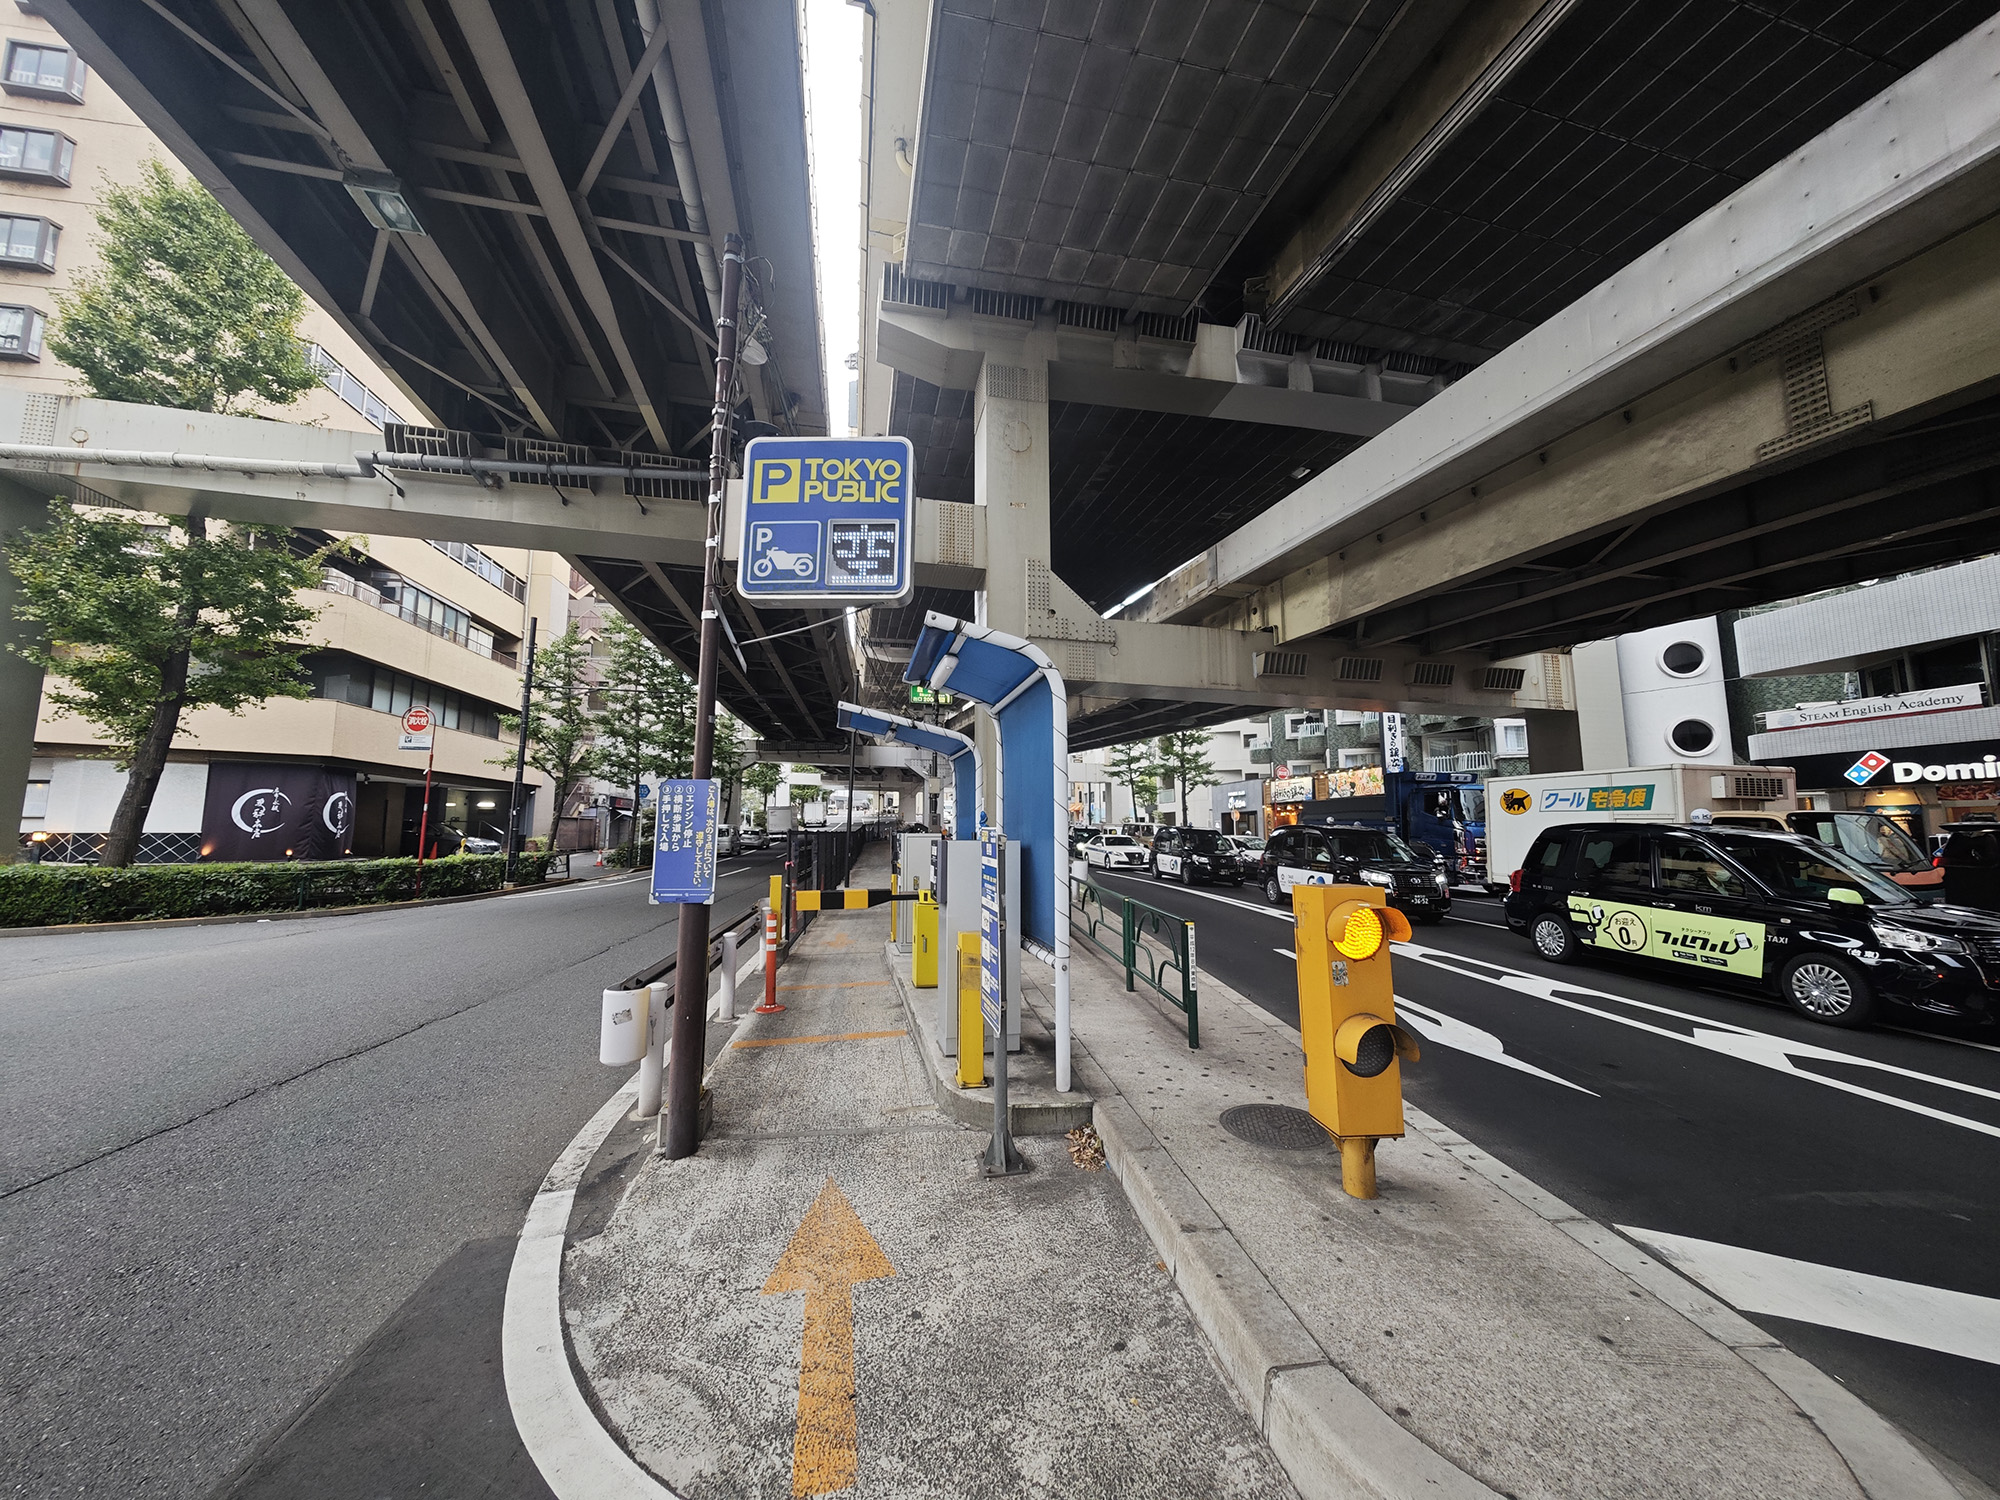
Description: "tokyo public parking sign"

(737, 436), (915, 606)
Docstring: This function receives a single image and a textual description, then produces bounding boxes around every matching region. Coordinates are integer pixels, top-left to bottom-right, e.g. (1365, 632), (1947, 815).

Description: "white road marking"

(1447, 914), (1509, 929)
(1398, 942), (2000, 1140)
(1274, 947), (1296, 960)
(1097, 871), (1293, 923)
(500, 874), (643, 900)
(1885, 1025), (2000, 1055)
(503, 1073), (677, 1499)
(1394, 996), (1599, 1094)
(1620, 1226), (2000, 1367)
(503, 964), (759, 1499)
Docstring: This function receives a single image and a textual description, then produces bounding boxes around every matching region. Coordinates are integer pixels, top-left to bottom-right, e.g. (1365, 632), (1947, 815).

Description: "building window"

(427, 537), (528, 601)
(1859, 659), (1908, 698)
(302, 343), (403, 429)
(0, 124), (71, 183)
(2, 40), (83, 101)
(0, 212), (56, 268)
(1495, 718), (1529, 758)
(305, 650), (504, 738)
(0, 301), (42, 359)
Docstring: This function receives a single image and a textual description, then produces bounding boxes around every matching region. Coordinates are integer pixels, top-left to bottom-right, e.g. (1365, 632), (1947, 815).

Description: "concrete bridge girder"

(1201, 209), (2000, 654)
(1125, 18), (2000, 636)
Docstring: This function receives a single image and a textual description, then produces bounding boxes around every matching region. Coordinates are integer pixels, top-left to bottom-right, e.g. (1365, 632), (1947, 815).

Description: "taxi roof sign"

(737, 436), (915, 607)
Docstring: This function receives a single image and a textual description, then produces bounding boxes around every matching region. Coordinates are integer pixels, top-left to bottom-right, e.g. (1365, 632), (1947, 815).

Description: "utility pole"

(663, 232), (744, 1160)
(504, 615), (537, 886)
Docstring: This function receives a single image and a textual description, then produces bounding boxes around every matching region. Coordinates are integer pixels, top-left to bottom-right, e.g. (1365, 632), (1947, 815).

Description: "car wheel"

(1529, 913), (1579, 964)
(1780, 955), (1877, 1028)
(1181, 862), (1196, 887)
(1149, 859), (1161, 881)
(1264, 873), (1284, 906)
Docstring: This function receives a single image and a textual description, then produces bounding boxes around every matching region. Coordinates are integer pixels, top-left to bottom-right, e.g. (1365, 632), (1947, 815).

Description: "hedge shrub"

(0, 851), (557, 928)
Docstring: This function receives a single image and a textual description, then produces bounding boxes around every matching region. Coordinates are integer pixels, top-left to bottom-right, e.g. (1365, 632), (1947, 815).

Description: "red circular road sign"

(402, 707), (433, 734)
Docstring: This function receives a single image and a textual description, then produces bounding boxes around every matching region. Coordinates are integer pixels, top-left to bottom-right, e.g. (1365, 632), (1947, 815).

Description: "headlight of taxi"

(1433, 870), (1450, 890)
(1361, 869), (1394, 888)
(1870, 921), (1963, 954)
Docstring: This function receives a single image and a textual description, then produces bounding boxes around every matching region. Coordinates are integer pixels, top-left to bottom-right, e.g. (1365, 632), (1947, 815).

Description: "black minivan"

(1150, 825), (1240, 886)
(1260, 823), (1452, 923)
(1503, 821), (2000, 1028)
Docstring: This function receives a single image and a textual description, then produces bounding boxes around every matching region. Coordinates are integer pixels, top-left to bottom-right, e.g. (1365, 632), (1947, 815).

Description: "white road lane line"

(1619, 1226), (2000, 1367)
(1884, 1025), (2000, 1055)
(1393, 996), (1598, 1095)
(1398, 942), (2000, 1140)
(1447, 915), (1509, 929)
(1096, 871), (1293, 922)
(1274, 947), (1296, 960)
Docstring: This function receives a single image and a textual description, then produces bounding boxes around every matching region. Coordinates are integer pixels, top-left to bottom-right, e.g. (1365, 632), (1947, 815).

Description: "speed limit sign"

(400, 706), (435, 750)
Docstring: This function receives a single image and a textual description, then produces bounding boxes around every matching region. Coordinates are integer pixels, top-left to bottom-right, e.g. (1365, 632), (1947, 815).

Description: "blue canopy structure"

(904, 612), (1072, 1091)
(836, 700), (980, 840)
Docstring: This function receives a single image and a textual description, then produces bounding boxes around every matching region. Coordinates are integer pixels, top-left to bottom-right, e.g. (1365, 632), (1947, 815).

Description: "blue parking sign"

(737, 437), (914, 606)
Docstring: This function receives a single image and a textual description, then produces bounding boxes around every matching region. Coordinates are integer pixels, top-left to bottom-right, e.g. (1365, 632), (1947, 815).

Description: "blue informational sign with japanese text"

(979, 832), (1004, 1033)
(737, 436), (915, 606)
(650, 779), (719, 905)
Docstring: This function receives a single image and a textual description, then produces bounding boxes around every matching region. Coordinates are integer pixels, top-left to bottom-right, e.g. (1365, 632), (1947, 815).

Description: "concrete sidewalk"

(1048, 934), (1963, 1500)
(558, 850), (1299, 1498)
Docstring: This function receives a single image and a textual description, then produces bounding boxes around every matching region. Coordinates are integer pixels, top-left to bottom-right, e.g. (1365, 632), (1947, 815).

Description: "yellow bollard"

(889, 873), (900, 944)
(769, 874), (783, 940)
(913, 891), (939, 988)
(956, 931), (985, 1087)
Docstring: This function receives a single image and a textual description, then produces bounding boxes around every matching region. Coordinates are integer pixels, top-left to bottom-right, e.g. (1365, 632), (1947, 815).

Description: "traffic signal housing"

(1292, 884), (1420, 1198)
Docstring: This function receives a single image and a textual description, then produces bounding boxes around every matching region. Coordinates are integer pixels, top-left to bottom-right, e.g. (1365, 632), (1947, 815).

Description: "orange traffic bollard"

(756, 902), (785, 1014)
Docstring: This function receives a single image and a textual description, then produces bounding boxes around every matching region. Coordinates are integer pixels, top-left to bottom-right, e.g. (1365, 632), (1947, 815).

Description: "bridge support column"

(0, 477), (48, 863)
(1521, 708), (1583, 774)
(972, 353), (1052, 639)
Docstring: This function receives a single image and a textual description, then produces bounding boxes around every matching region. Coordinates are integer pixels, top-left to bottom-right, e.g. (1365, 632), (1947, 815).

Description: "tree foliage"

(1154, 729), (1220, 823)
(591, 618), (694, 798)
(1108, 739), (1160, 820)
(742, 759), (783, 822)
(6, 506), (330, 865)
(494, 625), (599, 833)
(50, 159), (321, 415)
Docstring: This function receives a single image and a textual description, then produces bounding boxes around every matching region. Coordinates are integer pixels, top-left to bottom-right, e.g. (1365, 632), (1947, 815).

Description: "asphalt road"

(1092, 866), (2000, 1492)
(0, 850), (788, 1499)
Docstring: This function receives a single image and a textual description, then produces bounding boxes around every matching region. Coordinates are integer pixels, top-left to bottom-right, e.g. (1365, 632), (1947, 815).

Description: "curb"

(884, 939), (1094, 1136)
(0, 872), (641, 937)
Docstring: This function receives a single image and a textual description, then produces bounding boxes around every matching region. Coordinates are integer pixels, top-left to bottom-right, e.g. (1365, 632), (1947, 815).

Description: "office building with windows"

(4, 8), (570, 862)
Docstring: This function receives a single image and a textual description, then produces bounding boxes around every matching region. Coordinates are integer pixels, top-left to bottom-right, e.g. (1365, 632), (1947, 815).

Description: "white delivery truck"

(1483, 763), (1797, 889)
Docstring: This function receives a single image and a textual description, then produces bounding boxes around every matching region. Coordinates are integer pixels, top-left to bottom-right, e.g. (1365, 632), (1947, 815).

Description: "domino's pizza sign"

(1845, 751), (1890, 785)
(737, 436), (915, 606)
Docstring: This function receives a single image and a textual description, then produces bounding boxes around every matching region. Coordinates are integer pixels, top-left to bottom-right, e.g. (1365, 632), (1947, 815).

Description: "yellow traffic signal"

(1292, 884), (1419, 1199)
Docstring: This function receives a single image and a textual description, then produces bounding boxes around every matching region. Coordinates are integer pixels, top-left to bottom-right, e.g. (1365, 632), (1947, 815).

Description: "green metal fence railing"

(1071, 877), (1199, 1048)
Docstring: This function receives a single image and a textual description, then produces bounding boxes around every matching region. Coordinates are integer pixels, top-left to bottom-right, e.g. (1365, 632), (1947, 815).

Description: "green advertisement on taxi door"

(1566, 896), (1767, 977)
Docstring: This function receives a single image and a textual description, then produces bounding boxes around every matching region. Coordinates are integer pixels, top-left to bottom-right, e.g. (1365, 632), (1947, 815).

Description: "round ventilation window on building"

(1668, 718), (1716, 755)
(1660, 640), (1707, 676)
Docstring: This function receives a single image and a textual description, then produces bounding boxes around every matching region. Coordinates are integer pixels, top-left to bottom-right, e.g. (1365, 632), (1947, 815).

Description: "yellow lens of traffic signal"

(1332, 904), (1384, 960)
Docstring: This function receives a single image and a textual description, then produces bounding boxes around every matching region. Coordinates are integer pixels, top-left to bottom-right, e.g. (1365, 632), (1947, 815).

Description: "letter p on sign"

(754, 459), (798, 503)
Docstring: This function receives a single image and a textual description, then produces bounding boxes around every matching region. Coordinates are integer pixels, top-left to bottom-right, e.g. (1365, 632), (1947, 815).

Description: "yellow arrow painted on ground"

(761, 1177), (896, 1497)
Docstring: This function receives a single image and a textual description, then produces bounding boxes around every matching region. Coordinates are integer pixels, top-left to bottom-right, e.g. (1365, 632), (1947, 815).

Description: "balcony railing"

(318, 569), (516, 668)
(1425, 751), (1494, 773)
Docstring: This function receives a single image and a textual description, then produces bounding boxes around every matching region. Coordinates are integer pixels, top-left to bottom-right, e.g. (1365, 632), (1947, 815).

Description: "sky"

(802, 0), (864, 435)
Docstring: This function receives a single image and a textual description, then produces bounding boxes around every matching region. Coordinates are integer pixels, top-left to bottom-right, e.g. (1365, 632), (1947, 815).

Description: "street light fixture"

(343, 169), (427, 236)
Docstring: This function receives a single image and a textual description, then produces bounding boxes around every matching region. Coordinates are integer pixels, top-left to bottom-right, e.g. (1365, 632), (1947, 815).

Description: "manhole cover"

(1218, 1104), (1332, 1151)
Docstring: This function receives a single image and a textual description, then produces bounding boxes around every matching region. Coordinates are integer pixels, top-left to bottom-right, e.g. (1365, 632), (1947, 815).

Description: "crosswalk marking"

(1620, 1226), (2000, 1367)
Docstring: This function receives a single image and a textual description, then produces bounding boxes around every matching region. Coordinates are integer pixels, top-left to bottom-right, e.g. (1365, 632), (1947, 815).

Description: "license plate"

(1406, 894), (1430, 904)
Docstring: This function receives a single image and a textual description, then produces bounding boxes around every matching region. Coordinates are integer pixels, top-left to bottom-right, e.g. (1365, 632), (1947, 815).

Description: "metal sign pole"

(414, 738), (436, 898)
(662, 231), (744, 1161)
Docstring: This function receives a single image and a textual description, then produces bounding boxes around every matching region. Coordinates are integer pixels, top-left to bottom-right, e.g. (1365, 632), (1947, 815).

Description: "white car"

(1083, 834), (1149, 871)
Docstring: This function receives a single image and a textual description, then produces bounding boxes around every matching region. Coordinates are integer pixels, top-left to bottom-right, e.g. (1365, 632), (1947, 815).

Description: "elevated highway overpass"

(854, 0), (2000, 746)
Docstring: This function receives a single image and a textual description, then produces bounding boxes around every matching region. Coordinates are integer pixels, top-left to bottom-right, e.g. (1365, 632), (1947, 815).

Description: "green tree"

(50, 159), (320, 414)
(6, 507), (330, 866)
(711, 713), (750, 827)
(742, 759), (782, 826)
(1155, 729), (1219, 825)
(591, 619), (693, 848)
(494, 625), (599, 839)
(1108, 739), (1160, 822)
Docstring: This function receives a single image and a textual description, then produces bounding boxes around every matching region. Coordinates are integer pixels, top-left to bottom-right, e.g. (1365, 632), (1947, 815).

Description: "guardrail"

(1070, 877), (1199, 1048)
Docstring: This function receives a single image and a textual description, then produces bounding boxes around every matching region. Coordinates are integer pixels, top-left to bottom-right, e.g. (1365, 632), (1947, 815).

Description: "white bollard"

(635, 981), (669, 1116)
(600, 986), (647, 1066)
(719, 929), (738, 1020)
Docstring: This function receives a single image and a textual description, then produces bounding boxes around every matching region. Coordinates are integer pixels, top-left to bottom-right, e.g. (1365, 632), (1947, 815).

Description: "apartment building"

(5, 9), (565, 862)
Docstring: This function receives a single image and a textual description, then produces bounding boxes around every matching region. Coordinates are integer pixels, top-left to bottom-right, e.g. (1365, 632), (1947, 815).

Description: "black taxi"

(1260, 823), (1453, 923)
(1502, 821), (2000, 1028)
